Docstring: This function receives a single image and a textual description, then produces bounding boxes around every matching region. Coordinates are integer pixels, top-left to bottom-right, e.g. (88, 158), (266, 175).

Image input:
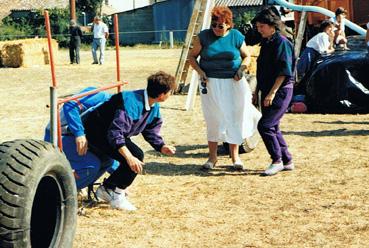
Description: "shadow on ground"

(144, 162), (264, 177)
(284, 128), (369, 137)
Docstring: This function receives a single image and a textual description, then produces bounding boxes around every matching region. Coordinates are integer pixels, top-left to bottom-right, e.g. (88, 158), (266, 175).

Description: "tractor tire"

(0, 139), (77, 248)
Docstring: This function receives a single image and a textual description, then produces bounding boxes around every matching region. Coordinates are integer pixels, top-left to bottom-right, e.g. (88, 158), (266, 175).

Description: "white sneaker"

(262, 162), (284, 176)
(283, 162), (295, 171)
(96, 185), (137, 211)
(96, 185), (114, 202)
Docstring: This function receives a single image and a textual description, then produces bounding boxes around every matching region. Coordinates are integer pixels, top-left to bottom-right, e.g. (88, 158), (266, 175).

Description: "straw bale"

(246, 45), (260, 75)
(0, 38), (58, 68)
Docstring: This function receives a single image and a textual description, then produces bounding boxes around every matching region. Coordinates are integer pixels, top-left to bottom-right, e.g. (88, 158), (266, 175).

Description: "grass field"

(0, 48), (368, 247)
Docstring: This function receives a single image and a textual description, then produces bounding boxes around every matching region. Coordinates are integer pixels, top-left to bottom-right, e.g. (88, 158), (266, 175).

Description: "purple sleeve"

(107, 109), (133, 150)
(142, 117), (165, 152)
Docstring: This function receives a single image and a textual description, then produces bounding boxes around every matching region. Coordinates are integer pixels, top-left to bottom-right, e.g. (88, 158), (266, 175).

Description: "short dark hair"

(320, 20), (334, 32)
(146, 71), (176, 98)
(335, 7), (347, 16)
(252, 7), (282, 31)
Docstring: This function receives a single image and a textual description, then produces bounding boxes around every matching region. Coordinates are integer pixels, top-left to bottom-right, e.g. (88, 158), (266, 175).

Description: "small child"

(330, 7), (349, 49)
(297, 20), (335, 80)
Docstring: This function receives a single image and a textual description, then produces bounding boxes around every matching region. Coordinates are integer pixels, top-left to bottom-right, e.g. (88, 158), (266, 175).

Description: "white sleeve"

(104, 24), (109, 33)
(315, 34), (330, 54)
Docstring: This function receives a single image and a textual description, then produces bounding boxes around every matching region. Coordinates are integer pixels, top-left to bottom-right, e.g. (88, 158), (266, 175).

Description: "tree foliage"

(0, 8), (70, 46)
(77, 0), (104, 17)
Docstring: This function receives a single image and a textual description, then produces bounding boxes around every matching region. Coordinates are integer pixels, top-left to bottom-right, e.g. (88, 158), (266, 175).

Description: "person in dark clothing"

(253, 8), (295, 176)
(85, 71), (177, 210)
(69, 19), (83, 64)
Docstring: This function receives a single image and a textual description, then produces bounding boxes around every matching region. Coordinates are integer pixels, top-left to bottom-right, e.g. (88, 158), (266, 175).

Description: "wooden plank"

(294, 11), (308, 59)
(174, 0), (203, 91)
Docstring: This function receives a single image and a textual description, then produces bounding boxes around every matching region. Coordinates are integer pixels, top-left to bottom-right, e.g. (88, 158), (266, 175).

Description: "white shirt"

(93, 22), (108, 39)
(306, 32), (331, 54)
(144, 90), (151, 111)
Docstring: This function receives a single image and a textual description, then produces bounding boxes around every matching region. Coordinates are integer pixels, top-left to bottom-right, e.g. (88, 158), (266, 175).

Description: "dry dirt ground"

(0, 48), (368, 247)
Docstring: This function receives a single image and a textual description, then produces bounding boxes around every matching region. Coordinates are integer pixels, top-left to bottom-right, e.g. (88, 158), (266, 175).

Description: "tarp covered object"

(302, 51), (369, 114)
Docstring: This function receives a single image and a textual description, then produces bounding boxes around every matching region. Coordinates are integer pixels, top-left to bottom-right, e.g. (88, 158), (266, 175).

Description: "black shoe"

(92, 62), (98, 64)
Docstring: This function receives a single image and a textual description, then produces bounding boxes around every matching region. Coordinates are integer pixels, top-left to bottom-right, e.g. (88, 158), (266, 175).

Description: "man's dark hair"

(319, 20), (334, 32)
(147, 71), (176, 98)
(252, 7), (282, 31)
(335, 7), (347, 16)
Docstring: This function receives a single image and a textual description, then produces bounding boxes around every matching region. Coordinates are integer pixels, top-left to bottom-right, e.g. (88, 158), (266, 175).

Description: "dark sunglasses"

(200, 81), (207, 94)
(211, 23), (225, 29)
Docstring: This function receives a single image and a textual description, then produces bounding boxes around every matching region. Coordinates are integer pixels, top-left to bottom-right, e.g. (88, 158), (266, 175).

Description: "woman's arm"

(188, 36), (207, 81)
(234, 42), (251, 81)
(263, 75), (286, 107)
(366, 22), (369, 44)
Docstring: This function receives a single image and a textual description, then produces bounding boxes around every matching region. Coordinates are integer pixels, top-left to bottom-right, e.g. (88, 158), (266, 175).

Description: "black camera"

(200, 80), (207, 94)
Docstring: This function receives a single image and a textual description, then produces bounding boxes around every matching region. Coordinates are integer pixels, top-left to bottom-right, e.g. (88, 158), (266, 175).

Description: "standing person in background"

(296, 20), (335, 80)
(91, 16), (109, 65)
(330, 7), (349, 50)
(188, 6), (260, 171)
(253, 8), (294, 176)
(69, 19), (83, 64)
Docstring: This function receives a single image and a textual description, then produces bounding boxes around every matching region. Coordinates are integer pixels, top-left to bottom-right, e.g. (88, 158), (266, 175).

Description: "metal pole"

(82, 12), (86, 26)
(114, 14), (122, 92)
(50, 87), (57, 147)
(169, 31), (174, 48)
(44, 10), (59, 148)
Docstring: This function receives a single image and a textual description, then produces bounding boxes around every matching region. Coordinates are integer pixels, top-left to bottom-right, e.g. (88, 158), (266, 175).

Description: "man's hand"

(75, 135), (88, 156)
(126, 155), (144, 174)
(161, 145), (176, 156)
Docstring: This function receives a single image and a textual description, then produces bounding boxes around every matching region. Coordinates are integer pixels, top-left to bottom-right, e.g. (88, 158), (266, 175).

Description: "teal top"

(198, 29), (245, 78)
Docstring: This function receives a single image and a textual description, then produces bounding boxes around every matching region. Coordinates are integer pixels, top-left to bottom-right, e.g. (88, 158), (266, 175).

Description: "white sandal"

(202, 160), (217, 170)
(233, 160), (245, 170)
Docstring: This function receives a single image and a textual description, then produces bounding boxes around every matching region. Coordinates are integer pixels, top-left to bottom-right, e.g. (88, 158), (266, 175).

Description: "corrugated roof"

(215, 0), (263, 6)
(10, 0), (68, 10)
(0, 0), (69, 20)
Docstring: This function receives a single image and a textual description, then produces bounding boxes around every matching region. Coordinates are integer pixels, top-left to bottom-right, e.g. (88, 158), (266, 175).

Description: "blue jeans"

(91, 38), (106, 64)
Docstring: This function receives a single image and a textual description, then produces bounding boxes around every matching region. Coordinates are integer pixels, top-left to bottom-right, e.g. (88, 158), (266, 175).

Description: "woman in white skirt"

(188, 6), (261, 170)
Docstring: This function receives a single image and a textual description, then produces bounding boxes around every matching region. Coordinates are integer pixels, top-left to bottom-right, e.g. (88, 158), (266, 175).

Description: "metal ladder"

(175, 0), (212, 93)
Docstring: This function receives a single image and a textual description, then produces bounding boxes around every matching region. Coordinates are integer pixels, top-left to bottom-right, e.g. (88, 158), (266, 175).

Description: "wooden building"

(294, 0), (369, 26)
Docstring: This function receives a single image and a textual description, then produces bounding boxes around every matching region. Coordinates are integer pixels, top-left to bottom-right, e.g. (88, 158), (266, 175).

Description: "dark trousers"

(85, 124), (144, 190)
(258, 87), (293, 164)
(69, 38), (81, 64)
(296, 47), (320, 79)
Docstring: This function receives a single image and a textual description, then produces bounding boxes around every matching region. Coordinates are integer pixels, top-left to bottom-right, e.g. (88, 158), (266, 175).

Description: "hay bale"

(246, 45), (260, 75)
(0, 38), (58, 68)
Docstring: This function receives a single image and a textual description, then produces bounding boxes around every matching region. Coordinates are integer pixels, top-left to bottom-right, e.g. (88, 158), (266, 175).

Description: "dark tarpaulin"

(299, 51), (369, 114)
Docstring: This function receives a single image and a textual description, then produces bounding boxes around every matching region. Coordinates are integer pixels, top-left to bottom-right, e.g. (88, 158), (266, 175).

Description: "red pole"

(45, 10), (61, 149)
(44, 11), (57, 88)
(70, 0), (76, 21)
(58, 82), (127, 105)
(114, 14), (122, 92)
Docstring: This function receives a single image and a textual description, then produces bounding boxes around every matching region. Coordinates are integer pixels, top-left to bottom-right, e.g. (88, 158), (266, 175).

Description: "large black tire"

(0, 139), (77, 248)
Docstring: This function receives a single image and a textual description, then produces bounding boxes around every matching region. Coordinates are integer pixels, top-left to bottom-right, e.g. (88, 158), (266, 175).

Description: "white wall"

(108, 0), (152, 12)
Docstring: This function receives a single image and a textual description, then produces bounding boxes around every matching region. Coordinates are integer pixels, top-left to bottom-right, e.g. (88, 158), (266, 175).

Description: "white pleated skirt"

(200, 77), (261, 145)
